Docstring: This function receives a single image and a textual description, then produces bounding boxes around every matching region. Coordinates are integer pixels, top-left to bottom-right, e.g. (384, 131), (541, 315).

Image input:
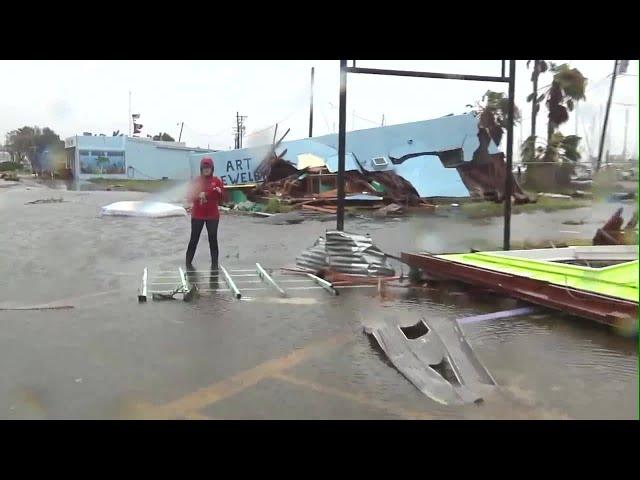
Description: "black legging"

(186, 218), (219, 266)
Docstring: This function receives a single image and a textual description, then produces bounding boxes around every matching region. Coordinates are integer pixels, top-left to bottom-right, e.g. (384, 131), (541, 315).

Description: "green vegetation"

(264, 197), (294, 213)
(460, 195), (591, 219)
(0, 161), (21, 172)
(87, 178), (181, 193)
(4, 126), (64, 172)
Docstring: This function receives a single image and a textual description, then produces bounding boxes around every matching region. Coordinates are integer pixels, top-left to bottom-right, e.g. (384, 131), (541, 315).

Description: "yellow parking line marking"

(143, 331), (354, 419)
(272, 373), (434, 420)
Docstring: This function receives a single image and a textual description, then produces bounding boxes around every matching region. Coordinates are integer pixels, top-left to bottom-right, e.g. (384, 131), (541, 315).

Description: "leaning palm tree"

(542, 64), (587, 162)
(521, 63), (587, 189)
(526, 60), (549, 141)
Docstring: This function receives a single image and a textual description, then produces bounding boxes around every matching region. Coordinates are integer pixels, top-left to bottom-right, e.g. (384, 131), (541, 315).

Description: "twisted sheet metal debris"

(296, 230), (395, 276)
(364, 316), (495, 405)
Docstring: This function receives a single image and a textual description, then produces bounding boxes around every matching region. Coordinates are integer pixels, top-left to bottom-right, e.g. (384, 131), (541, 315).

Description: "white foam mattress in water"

(100, 201), (187, 218)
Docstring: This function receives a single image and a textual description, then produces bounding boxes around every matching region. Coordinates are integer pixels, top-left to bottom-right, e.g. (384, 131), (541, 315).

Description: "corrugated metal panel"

(325, 231), (395, 276)
(295, 237), (328, 272)
(394, 155), (470, 197)
(296, 231), (395, 276)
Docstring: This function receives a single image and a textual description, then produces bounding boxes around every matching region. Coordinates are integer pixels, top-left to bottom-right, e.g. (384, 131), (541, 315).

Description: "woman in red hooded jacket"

(185, 157), (225, 269)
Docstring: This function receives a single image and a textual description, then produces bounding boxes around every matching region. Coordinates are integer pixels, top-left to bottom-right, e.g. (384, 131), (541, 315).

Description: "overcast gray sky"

(1, 60), (637, 159)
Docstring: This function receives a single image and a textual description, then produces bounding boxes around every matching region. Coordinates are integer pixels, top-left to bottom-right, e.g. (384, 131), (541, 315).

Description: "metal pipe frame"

(345, 66), (509, 83)
(256, 263), (287, 297)
(337, 61), (515, 250)
(138, 267), (148, 303)
(178, 267), (189, 291)
(220, 265), (242, 299)
(306, 273), (338, 296)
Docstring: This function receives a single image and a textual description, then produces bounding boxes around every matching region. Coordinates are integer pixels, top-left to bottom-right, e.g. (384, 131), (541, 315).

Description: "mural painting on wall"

(217, 157), (263, 186)
(80, 150), (125, 174)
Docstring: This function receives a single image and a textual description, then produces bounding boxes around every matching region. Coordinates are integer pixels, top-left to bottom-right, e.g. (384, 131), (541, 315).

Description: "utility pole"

(178, 122), (184, 143)
(381, 114), (385, 126)
(128, 91), (132, 136)
(309, 67), (314, 138)
(235, 113), (239, 149)
(623, 108), (629, 159)
(234, 112), (247, 149)
(596, 60), (619, 172)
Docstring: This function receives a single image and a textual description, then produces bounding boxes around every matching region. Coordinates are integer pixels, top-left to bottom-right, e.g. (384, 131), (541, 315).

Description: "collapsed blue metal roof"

(192, 113), (500, 197)
(395, 155), (470, 197)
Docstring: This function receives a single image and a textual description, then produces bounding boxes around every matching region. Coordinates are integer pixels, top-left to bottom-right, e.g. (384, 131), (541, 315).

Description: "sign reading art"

(217, 157), (263, 185)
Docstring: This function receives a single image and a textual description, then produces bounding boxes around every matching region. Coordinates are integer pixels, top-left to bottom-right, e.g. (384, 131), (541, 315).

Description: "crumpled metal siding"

(295, 236), (329, 272)
(296, 231), (395, 276)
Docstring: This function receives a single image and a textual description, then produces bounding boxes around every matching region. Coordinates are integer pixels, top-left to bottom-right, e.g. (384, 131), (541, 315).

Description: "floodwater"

(0, 181), (637, 419)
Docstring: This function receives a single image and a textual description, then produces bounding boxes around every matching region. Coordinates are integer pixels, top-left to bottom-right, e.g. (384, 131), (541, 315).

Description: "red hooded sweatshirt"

(188, 157), (225, 220)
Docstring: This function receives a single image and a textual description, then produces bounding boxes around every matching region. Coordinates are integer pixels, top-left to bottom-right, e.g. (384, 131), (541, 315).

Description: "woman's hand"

(198, 191), (207, 203)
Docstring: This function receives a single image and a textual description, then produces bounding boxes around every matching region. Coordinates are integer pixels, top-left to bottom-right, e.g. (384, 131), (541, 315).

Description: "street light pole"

(336, 60), (347, 231)
(503, 59), (516, 251)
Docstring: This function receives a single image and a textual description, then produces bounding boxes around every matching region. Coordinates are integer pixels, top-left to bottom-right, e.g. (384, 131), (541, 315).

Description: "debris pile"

(252, 153), (435, 216)
(224, 114), (531, 215)
(296, 230), (395, 277)
(593, 208), (638, 246)
(457, 153), (530, 204)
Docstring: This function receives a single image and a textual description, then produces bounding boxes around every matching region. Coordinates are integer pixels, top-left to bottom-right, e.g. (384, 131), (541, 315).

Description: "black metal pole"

(596, 60), (619, 172)
(337, 60), (347, 231)
(501, 60), (505, 78)
(503, 59), (516, 251)
(346, 66), (508, 83)
(178, 122), (184, 142)
(309, 67), (315, 138)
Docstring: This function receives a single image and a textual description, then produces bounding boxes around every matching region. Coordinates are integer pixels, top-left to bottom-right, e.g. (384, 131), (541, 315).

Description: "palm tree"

(541, 64), (587, 162)
(521, 63), (587, 188)
(469, 90), (521, 148)
(526, 60), (549, 141)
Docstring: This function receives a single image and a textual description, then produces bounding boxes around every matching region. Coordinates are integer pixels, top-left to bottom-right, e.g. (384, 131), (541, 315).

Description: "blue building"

(64, 134), (215, 181)
(66, 113), (501, 198)
(191, 112), (500, 197)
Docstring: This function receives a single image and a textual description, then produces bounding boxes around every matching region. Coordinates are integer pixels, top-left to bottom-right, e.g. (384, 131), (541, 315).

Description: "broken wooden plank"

(302, 204), (337, 214)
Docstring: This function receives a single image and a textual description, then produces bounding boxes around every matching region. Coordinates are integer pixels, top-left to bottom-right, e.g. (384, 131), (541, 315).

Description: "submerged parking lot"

(0, 182), (637, 419)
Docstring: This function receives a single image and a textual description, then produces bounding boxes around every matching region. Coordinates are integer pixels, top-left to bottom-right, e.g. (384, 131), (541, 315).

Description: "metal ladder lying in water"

(138, 265), (357, 302)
